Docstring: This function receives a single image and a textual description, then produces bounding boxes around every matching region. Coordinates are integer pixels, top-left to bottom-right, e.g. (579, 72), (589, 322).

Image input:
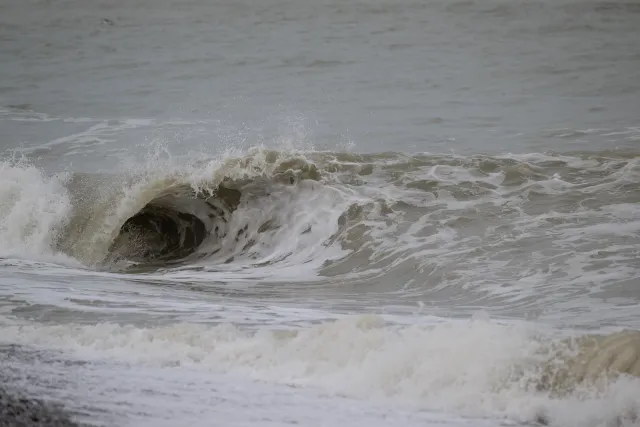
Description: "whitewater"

(2, 130), (640, 426)
(2, 0), (640, 425)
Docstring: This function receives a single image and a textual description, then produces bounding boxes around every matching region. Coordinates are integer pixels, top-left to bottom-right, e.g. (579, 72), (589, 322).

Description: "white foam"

(4, 352), (499, 427)
(1, 315), (638, 426)
(0, 158), (77, 264)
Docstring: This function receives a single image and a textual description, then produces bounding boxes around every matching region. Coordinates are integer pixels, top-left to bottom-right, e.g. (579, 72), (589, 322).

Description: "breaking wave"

(1, 147), (640, 306)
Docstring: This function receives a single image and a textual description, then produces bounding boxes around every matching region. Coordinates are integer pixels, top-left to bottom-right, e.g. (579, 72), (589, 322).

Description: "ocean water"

(1, 0), (640, 426)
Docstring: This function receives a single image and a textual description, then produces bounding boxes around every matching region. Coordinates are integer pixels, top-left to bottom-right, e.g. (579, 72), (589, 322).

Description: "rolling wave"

(1, 148), (640, 311)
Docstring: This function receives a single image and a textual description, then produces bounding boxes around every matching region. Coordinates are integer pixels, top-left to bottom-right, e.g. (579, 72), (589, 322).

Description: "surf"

(0, 148), (354, 274)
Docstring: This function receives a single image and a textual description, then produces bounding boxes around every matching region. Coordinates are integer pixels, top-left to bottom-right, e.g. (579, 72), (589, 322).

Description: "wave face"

(1, 148), (640, 313)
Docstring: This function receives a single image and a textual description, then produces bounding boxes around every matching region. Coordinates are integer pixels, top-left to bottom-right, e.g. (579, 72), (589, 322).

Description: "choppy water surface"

(1, 0), (640, 426)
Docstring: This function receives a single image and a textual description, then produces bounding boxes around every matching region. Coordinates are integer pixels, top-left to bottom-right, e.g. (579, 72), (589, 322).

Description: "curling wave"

(1, 148), (640, 302)
(105, 185), (237, 265)
(49, 150), (333, 270)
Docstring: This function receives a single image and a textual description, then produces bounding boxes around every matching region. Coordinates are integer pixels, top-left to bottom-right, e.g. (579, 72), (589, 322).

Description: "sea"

(1, 0), (640, 426)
